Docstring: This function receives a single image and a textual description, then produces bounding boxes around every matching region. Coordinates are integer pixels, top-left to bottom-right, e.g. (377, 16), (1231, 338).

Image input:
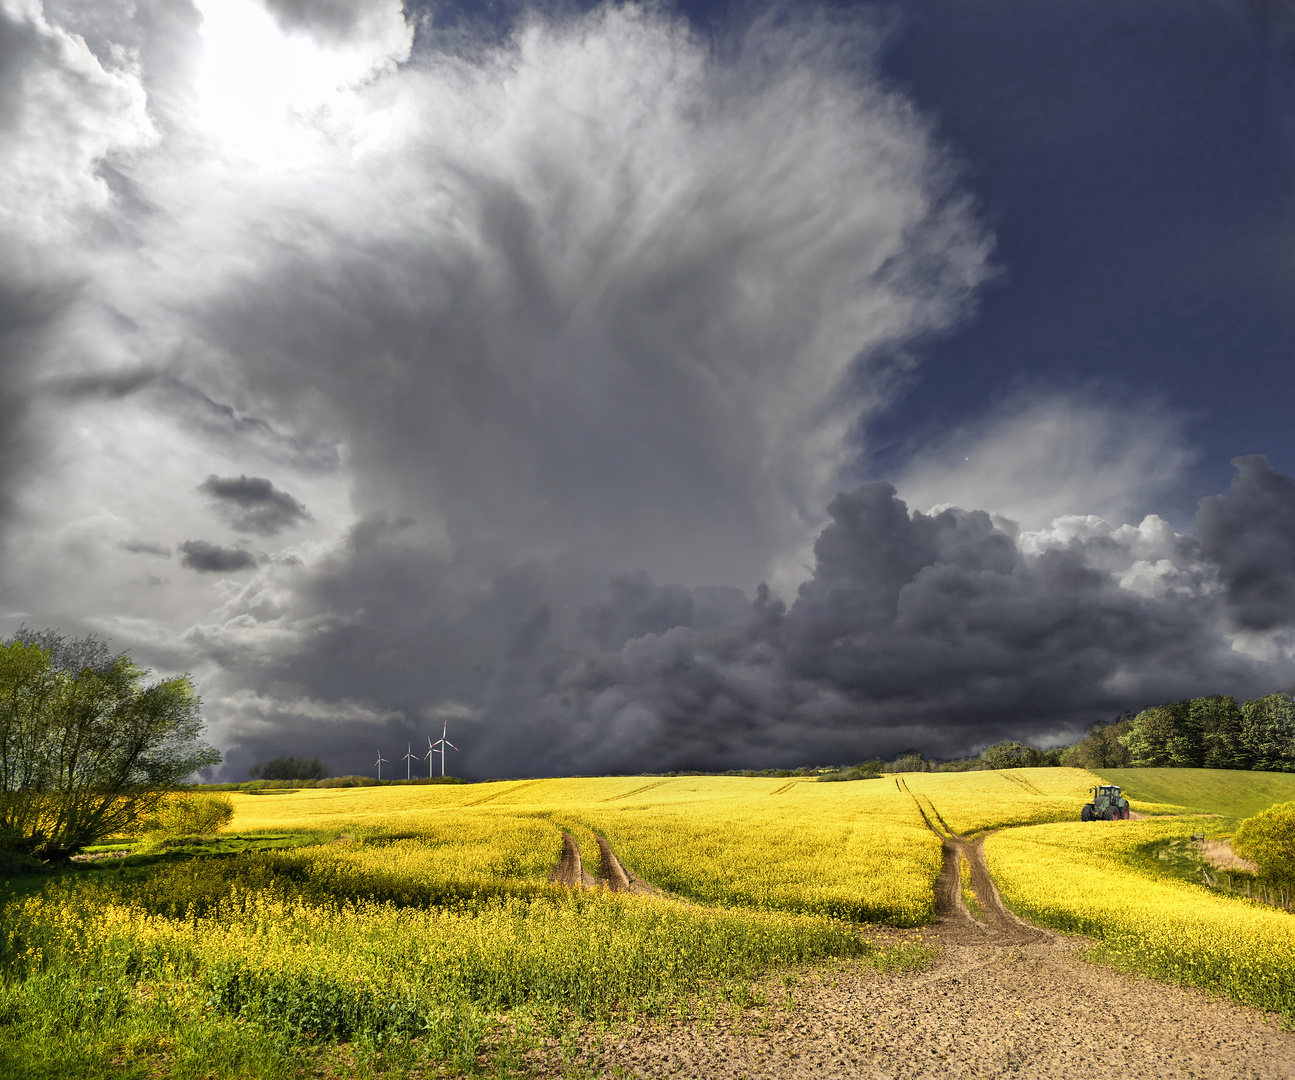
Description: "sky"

(1, 0), (1293, 779)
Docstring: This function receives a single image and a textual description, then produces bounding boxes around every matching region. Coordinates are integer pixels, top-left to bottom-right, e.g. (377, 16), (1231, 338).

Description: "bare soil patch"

(549, 833), (597, 888)
(532, 933), (1294, 1079)
(548, 834), (660, 894)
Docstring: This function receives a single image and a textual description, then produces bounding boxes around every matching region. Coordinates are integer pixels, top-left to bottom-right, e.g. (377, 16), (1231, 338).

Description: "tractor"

(1081, 784), (1130, 821)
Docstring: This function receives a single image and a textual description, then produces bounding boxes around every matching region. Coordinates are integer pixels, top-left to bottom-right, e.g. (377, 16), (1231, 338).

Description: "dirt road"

(540, 826), (1295, 1078)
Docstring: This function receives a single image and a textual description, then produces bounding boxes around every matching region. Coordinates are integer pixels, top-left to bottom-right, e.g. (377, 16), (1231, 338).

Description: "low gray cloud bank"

(204, 456), (1295, 779)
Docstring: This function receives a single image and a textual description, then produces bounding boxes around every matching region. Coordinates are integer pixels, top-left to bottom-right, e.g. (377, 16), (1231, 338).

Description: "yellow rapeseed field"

(899, 767), (1177, 834)
(986, 818), (1295, 1014)
(6, 765), (1292, 1077)
(225, 776), (947, 925)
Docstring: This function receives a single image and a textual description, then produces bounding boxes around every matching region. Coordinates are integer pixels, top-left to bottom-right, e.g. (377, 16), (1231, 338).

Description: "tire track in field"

(594, 836), (662, 896)
(464, 779), (547, 806)
(898, 777), (1048, 945)
(547, 833), (661, 896)
(548, 832), (597, 888)
(1000, 770), (1045, 796)
(602, 779), (671, 802)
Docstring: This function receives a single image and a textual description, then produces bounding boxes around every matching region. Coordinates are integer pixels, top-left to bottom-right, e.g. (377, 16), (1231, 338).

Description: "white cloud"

(896, 393), (1196, 531)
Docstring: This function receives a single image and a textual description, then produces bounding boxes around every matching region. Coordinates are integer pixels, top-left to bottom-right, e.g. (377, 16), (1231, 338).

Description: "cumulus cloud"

(199, 474), (311, 536)
(189, 457), (1295, 777)
(178, 539), (258, 573)
(506, 481), (1252, 773)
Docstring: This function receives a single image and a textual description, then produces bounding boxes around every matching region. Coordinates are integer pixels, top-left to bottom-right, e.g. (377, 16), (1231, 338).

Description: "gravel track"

(536, 806), (1295, 1078)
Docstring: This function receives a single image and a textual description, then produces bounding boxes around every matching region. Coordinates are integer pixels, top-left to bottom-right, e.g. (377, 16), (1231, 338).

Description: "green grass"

(1092, 768), (1295, 818)
(0, 834), (328, 904)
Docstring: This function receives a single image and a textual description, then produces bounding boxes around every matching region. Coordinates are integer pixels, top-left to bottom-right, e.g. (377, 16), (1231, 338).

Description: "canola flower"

(900, 767), (1171, 835)
(958, 855), (983, 919)
(3, 872), (880, 1031)
(986, 818), (1295, 1016)
(228, 776), (946, 925)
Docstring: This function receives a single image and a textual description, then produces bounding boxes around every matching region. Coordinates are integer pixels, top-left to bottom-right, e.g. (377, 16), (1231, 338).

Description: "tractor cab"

(1081, 784), (1130, 822)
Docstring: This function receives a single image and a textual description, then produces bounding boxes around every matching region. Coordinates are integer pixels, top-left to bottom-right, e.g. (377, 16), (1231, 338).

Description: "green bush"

(313, 775), (380, 788)
(1234, 800), (1295, 888)
(817, 766), (881, 783)
(145, 793), (234, 836)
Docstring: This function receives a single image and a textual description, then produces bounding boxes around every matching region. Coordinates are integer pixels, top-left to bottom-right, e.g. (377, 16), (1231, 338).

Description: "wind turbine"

(427, 721), (459, 777)
(402, 742), (417, 781)
(375, 749), (389, 781)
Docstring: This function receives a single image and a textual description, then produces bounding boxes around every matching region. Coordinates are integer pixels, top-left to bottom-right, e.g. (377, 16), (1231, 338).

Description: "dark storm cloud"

(10, 1), (1295, 782)
(119, 538), (171, 558)
(199, 474), (311, 536)
(202, 462), (1295, 780)
(1198, 455), (1295, 631)
(518, 482), (1248, 774)
(178, 540), (258, 573)
(184, 2), (990, 599)
(579, 573), (750, 652)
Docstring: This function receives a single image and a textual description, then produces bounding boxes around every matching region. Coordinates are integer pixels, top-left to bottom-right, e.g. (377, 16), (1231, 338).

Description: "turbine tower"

(402, 742), (417, 781)
(428, 721), (459, 777)
(375, 749), (389, 781)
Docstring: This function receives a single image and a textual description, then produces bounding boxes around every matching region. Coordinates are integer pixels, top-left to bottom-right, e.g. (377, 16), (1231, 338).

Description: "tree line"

(1063, 694), (1295, 772)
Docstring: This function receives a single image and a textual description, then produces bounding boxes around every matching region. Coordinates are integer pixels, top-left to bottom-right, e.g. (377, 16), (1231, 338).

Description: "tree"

(1233, 801), (1295, 888)
(1240, 695), (1295, 772)
(1192, 695), (1248, 770)
(979, 741), (1042, 770)
(1063, 714), (1133, 769)
(249, 755), (329, 780)
(1120, 705), (1182, 767)
(0, 631), (219, 861)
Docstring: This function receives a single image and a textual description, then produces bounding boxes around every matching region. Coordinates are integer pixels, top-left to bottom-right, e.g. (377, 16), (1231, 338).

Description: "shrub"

(817, 760), (882, 782)
(146, 793), (234, 836)
(249, 755), (329, 781)
(314, 775), (380, 788)
(1234, 801), (1295, 888)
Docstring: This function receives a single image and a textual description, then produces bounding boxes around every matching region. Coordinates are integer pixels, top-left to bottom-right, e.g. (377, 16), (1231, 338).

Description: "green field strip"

(1092, 768), (1295, 818)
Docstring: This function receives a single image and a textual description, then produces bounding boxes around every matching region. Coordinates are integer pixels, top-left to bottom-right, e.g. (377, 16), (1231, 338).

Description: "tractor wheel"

(1081, 804), (1095, 822)
(1106, 806), (1120, 822)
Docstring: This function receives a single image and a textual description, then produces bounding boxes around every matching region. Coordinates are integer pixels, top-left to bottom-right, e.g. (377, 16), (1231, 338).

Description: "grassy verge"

(1091, 768), (1295, 818)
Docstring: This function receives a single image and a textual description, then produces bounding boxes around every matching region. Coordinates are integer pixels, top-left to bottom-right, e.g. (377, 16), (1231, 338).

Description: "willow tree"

(0, 631), (219, 861)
